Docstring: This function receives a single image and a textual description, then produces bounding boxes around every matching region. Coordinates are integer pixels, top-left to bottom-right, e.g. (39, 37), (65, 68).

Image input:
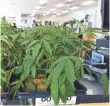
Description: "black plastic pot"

(18, 81), (87, 105)
(1, 92), (9, 105)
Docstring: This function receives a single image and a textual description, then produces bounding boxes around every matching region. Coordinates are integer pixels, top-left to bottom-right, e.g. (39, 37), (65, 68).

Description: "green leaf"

(43, 41), (52, 56)
(31, 64), (36, 78)
(46, 75), (51, 88)
(65, 59), (76, 87)
(36, 49), (44, 64)
(51, 79), (59, 104)
(59, 83), (65, 96)
(11, 80), (20, 86)
(54, 56), (67, 65)
(6, 70), (14, 82)
(75, 60), (82, 72)
(60, 94), (66, 104)
(81, 66), (84, 79)
(9, 83), (21, 99)
(59, 72), (66, 85)
(20, 55), (33, 81)
(46, 68), (53, 74)
(65, 79), (75, 97)
(52, 60), (66, 80)
(69, 56), (81, 62)
(83, 65), (92, 76)
(100, 74), (109, 96)
(27, 40), (39, 48)
(14, 66), (22, 75)
(32, 42), (42, 59)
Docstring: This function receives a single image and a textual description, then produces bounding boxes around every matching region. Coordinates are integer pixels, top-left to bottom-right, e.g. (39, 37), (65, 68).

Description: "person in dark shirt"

(32, 20), (38, 27)
(12, 23), (17, 28)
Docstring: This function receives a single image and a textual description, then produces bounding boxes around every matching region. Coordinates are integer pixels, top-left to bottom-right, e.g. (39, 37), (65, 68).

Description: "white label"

(35, 96), (77, 106)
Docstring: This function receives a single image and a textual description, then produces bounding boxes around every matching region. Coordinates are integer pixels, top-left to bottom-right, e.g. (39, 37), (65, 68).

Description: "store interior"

(0, 0), (109, 105)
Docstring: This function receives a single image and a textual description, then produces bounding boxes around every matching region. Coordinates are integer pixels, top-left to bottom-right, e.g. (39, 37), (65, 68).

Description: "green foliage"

(1, 17), (109, 105)
(100, 74), (109, 96)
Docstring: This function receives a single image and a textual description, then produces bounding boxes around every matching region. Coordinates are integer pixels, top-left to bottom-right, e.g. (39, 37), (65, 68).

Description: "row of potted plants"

(0, 17), (109, 105)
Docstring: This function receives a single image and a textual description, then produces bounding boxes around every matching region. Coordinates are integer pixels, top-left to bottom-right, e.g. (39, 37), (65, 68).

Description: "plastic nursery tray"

(18, 80), (87, 105)
(77, 95), (109, 103)
(79, 79), (109, 104)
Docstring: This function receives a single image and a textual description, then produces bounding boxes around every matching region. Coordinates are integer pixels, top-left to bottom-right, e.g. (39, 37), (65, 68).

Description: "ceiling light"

(62, 10), (68, 14)
(56, 3), (65, 8)
(50, 8), (56, 12)
(56, 13), (62, 16)
(35, 5), (41, 10)
(40, 0), (48, 5)
(45, 11), (50, 14)
(66, 0), (74, 3)
(52, 15), (56, 18)
(42, 14), (47, 16)
(69, 6), (80, 10)
(82, 1), (94, 6)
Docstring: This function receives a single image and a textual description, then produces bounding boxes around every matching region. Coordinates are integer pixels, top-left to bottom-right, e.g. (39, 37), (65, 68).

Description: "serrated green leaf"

(60, 94), (66, 104)
(31, 64), (36, 78)
(69, 56), (81, 62)
(59, 83), (65, 96)
(46, 75), (51, 88)
(32, 42), (42, 59)
(65, 79), (75, 97)
(36, 49), (44, 64)
(52, 60), (66, 80)
(65, 59), (76, 87)
(59, 72), (66, 85)
(100, 74), (109, 96)
(83, 65), (92, 76)
(27, 40), (39, 48)
(20, 55), (33, 81)
(43, 41), (52, 55)
(54, 56), (67, 65)
(6, 70), (14, 82)
(51, 79), (58, 104)
(75, 60), (82, 72)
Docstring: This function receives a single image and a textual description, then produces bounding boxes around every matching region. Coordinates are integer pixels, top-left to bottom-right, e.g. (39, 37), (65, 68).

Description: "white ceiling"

(0, 0), (98, 17)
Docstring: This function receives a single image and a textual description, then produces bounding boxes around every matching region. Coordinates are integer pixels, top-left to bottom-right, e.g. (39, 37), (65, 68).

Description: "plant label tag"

(35, 96), (77, 106)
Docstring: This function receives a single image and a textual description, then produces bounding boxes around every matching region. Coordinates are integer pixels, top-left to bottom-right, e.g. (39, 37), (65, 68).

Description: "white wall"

(40, 6), (99, 28)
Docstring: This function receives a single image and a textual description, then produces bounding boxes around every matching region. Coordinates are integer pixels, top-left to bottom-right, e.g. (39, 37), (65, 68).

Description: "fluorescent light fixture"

(69, 6), (80, 10)
(50, 8), (56, 12)
(82, 1), (94, 6)
(40, 0), (48, 5)
(66, 0), (74, 2)
(52, 15), (56, 18)
(68, 0), (74, 2)
(56, 13), (62, 16)
(45, 11), (50, 14)
(56, 3), (65, 8)
(43, 11), (50, 16)
(62, 10), (68, 14)
(42, 14), (47, 16)
(35, 5), (41, 10)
